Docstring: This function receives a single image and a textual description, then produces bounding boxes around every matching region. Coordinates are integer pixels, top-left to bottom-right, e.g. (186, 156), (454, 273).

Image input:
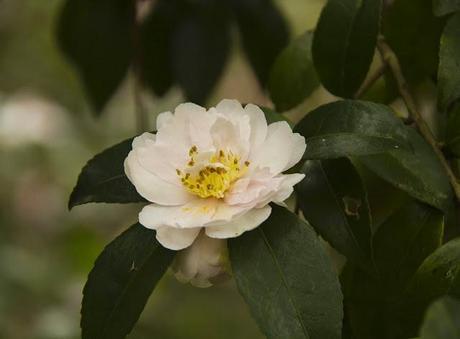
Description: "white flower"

(125, 99), (306, 286)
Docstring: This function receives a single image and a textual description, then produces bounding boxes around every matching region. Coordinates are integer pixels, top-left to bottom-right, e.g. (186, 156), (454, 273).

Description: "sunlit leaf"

(419, 296), (460, 339)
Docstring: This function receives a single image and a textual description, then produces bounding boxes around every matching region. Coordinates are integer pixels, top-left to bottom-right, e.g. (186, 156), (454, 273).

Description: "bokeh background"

(0, 1), (326, 338)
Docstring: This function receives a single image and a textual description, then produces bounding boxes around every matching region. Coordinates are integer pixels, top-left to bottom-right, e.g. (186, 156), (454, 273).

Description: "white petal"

(132, 132), (156, 148)
(244, 103), (268, 153)
(139, 199), (218, 229)
(284, 133), (306, 171)
(215, 99), (244, 116)
(172, 232), (228, 288)
(124, 152), (192, 205)
(250, 121), (295, 174)
(156, 111), (173, 130)
(205, 206), (272, 239)
(156, 226), (201, 250)
(272, 173), (305, 204)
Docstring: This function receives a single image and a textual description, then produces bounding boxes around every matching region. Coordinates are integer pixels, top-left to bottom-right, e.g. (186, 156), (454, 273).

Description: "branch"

(377, 36), (460, 202)
(353, 61), (387, 99)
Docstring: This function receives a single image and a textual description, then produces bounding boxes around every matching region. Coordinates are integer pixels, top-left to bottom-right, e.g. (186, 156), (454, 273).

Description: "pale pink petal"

(244, 103), (268, 154)
(205, 206), (272, 239)
(215, 99), (245, 117)
(250, 121), (295, 174)
(124, 152), (192, 205)
(156, 226), (201, 250)
(172, 232), (228, 287)
(284, 133), (306, 171)
(272, 173), (305, 204)
(138, 199), (218, 229)
(156, 111), (174, 130)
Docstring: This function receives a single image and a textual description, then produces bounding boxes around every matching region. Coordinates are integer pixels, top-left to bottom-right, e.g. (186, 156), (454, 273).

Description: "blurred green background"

(0, 1), (324, 338)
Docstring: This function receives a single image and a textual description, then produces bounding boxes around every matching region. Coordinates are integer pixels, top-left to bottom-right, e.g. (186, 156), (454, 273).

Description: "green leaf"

(438, 12), (460, 112)
(229, 205), (343, 339)
(341, 201), (444, 339)
(419, 296), (460, 339)
(402, 237), (460, 332)
(372, 201), (444, 292)
(69, 137), (145, 209)
(172, 1), (231, 104)
(433, 0), (460, 16)
(294, 100), (410, 159)
(232, 0), (289, 85)
(81, 223), (175, 339)
(446, 104), (460, 157)
(57, 0), (134, 113)
(359, 128), (452, 211)
(296, 158), (374, 270)
(312, 0), (382, 97)
(141, 0), (178, 97)
(259, 106), (293, 126)
(268, 31), (319, 111)
(383, 0), (445, 85)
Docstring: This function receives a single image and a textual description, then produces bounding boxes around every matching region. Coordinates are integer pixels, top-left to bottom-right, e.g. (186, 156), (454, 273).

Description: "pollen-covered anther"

(176, 148), (249, 199)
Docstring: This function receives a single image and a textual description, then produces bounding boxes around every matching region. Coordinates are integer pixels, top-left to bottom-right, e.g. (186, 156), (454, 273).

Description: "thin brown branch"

(353, 61), (387, 99)
(377, 36), (460, 202)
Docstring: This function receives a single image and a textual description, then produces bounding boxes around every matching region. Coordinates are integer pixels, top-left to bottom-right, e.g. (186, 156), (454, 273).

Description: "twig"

(377, 36), (460, 202)
(353, 61), (387, 99)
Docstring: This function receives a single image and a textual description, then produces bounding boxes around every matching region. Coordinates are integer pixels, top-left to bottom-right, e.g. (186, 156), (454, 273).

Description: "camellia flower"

(124, 99), (306, 286)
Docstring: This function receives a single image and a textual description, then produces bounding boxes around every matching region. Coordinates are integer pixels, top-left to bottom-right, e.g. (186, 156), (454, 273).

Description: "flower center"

(176, 145), (249, 199)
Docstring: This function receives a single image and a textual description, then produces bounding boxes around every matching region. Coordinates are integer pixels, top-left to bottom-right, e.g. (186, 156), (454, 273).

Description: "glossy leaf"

(446, 104), (460, 157)
(81, 223), (175, 339)
(69, 137), (145, 209)
(57, 0), (134, 113)
(341, 201), (444, 339)
(141, 0), (179, 97)
(312, 0), (381, 97)
(359, 128), (452, 211)
(433, 0), (460, 16)
(419, 296), (460, 339)
(229, 205), (343, 339)
(402, 237), (460, 332)
(232, 0), (289, 85)
(294, 100), (410, 159)
(383, 0), (445, 84)
(438, 12), (460, 112)
(171, 1), (231, 104)
(268, 31), (319, 111)
(296, 158), (374, 270)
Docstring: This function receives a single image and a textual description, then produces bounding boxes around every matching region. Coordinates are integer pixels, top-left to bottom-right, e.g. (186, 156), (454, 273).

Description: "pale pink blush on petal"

(156, 226), (201, 250)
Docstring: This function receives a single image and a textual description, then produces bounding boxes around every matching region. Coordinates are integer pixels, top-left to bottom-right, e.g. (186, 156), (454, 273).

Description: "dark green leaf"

(259, 106), (293, 126)
(359, 128), (452, 211)
(438, 12), (460, 112)
(383, 0), (445, 84)
(268, 31), (319, 111)
(433, 0), (460, 16)
(312, 0), (381, 97)
(341, 201), (444, 339)
(402, 237), (460, 333)
(229, 205), (343, 339)
(171, 1), (231, 104)
(296, 158), (374, 270)
(57, 0), (134, 113)
(294, 100), (410, 159)
(69, 137), (145, 209)
(373, 201), (444, 292)
(446, 104), (460, 157)
(81, 223), (175, 339)
(419, 296), (460, 338)
(141, 0), (179, 97)
(232, 0), (289, 85)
